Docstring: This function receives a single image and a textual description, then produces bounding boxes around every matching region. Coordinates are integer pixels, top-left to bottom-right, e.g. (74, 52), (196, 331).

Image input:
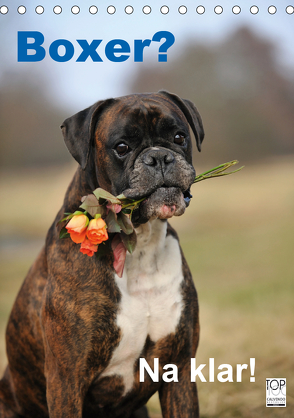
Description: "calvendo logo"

(266, 378), (286, 407)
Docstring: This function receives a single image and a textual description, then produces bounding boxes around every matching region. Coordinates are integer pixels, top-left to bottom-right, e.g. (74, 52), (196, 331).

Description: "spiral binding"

(0, 5), (293, 15)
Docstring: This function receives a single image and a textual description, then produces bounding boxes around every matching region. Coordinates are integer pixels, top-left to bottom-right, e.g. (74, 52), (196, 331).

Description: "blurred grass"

(0, 157), (294, 417)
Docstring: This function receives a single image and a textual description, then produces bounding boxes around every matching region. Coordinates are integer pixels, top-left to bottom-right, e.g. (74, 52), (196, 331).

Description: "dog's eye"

(174, 133), (186, 146)
(115, 142), (129, 157)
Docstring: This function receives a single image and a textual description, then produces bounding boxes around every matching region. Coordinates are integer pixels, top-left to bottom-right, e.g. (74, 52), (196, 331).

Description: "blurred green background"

(1, 15), (294, 418)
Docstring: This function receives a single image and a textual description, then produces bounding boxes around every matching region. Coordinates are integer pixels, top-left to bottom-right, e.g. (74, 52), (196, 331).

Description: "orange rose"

(80, 239), (98, 257)
(87, 218), (108, 245)
(66, 214), (89, 244)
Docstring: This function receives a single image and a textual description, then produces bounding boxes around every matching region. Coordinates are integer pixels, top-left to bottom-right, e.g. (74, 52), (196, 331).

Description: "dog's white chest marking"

(100, 219), (183, 394)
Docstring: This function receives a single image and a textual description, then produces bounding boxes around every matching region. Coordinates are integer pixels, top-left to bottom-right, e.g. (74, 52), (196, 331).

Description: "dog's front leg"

(159, 362), (199, 418)
(44, 348), (84, 418)
(42, 294), (95, 418)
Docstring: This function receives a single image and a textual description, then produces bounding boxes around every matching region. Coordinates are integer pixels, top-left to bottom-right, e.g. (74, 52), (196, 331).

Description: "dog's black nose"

(142, 148), (175, 171)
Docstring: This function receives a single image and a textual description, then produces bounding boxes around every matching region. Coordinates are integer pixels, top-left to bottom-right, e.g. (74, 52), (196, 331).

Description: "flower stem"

(194, 160), (244, 183)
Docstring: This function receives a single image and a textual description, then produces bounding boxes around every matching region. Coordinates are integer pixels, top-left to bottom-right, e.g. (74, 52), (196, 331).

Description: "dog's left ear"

(158, 90), (204, 152)
(61, 99), (116, 169)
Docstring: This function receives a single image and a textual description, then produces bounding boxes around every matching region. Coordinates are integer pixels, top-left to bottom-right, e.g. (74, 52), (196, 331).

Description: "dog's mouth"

(126, 186), (192, 225)
(122, 148), (195, 224)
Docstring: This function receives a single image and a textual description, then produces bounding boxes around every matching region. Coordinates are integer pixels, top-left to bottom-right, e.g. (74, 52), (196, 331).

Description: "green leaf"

(59, 213), (78, 223)
(96, 241), (111, 260)
(93, 188), (121, 205)
(121, 208), (132, 215)
(121, 230), (137, 254)
(116, 193), (127, 200)
(117, 212), (134, 235)
(80, 194), (105, 218)
(59, 227), (70, 239)
(105, 210), (121, 233)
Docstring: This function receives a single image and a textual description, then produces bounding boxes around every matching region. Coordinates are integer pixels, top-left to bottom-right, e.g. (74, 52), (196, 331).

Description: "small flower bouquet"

(59, 160), (243, 276)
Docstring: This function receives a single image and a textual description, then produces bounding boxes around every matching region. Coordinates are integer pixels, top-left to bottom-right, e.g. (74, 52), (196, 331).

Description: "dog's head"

(61, 91), (204, 224)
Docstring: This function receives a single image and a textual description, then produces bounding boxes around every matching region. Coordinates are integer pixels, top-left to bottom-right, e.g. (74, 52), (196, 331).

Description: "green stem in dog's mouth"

(193, 160), (244, 183)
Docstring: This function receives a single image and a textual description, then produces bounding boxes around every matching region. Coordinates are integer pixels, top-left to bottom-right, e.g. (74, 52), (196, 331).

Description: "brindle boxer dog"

(0, 91), (204, 418)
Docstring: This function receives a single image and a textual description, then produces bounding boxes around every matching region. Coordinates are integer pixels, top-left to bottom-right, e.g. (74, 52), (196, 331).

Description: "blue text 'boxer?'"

(17, 31), (175, 63)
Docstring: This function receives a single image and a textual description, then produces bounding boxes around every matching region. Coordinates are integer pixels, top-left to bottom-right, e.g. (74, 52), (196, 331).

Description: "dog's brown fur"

(0, 92), (204, 418)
